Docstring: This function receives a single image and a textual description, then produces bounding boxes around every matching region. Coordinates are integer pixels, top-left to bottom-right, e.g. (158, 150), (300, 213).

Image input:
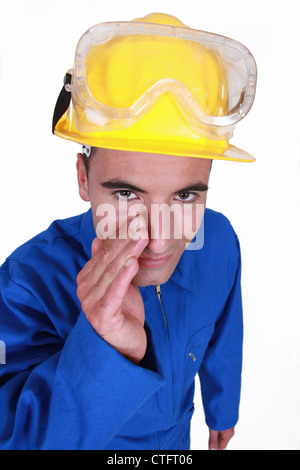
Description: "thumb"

(91, 237), (102, 257)
(209, 429), (219, 450)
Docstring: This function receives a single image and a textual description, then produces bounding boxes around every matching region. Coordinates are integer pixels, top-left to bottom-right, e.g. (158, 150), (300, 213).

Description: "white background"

(0, 0), (299, 450)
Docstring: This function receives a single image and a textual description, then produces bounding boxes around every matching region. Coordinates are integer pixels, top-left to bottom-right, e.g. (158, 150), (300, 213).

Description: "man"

(0, 13), (257, 450)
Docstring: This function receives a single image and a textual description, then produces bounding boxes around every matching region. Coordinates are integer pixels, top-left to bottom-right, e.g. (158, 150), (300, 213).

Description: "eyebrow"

(101, 180), (147, 193)
(101, 179), (209, 194)
(175, 183), (209, 193)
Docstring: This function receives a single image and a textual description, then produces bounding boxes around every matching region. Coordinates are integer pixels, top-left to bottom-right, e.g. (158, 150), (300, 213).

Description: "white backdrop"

(0, 0), (299, 450)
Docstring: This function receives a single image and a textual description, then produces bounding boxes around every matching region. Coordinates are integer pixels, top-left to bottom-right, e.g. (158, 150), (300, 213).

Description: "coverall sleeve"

(0, 273), (165, 450)
(198, 235), (243, 431)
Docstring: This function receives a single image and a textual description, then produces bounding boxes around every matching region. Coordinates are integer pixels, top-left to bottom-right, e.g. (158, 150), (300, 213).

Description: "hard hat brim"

(54, 125), (255, 162)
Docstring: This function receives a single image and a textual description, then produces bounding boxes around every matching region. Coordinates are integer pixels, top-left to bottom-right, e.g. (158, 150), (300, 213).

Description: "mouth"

(138, 253), (172, 269)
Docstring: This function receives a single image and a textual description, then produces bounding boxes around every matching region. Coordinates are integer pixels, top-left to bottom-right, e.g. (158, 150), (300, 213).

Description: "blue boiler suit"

(0, 208), (243, 450)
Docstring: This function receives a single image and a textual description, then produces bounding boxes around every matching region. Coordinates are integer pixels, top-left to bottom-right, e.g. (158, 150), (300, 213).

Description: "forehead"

(90, 148), (211, 185)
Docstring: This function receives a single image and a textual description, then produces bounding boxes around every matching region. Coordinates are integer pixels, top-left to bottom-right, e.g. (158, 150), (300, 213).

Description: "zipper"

(155, 285), (168, 332)
(155, 284), (175, 412)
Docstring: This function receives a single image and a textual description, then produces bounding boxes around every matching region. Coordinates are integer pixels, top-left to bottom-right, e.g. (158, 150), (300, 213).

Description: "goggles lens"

(70, 21), (257, 140)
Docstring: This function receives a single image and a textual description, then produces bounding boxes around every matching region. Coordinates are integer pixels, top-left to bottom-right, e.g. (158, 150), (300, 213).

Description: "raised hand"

(76, 216), (149, 364)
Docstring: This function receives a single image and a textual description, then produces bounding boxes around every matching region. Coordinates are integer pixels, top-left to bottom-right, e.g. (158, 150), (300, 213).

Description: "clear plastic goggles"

(67, 21), (257, 141)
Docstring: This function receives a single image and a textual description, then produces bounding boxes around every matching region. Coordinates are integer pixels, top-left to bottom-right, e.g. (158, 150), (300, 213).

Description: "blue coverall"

(0, 208), (243, 449)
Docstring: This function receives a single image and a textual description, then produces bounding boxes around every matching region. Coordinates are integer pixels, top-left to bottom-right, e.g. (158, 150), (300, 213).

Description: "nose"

(145, 236), (173, 255)
(145, 204), (175, 254)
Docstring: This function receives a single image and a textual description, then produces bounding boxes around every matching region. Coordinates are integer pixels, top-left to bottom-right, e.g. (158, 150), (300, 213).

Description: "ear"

(76, 153), (90, 202)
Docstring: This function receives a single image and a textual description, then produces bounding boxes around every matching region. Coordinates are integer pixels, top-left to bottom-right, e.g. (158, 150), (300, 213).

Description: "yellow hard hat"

(53, 13), (257, 162)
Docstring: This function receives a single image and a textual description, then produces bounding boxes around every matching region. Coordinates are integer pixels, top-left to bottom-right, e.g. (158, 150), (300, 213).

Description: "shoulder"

(204, 208), (238, 238)
(0, 212), (87, 288)
(203, 208), (240, 256)
(174, 208), (242, 304)
(184, 208), (241, 284)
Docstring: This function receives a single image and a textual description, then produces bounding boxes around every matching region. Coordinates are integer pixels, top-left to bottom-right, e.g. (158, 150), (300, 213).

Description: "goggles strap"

(52, 72), (72, 134)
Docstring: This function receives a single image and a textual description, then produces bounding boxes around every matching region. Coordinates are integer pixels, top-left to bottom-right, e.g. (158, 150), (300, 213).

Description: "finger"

(91, 237), (102, 257)
(101, 230), (148, 287)
(88, 255), (140, 331)
(79, 228), (148, 306)
(208, 430), (219, 450)
(219, 436), (228, 450)
(219, 429), (234, 450)
(92, 256), (146, 365)
(128, 214), (147, 240)
(77, 215), (145, 285)
(84, 226), (148, 288)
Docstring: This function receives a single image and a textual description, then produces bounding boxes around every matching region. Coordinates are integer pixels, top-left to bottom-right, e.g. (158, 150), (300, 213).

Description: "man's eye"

(115, 190), (136, 200)
(174, 192), (197, 202)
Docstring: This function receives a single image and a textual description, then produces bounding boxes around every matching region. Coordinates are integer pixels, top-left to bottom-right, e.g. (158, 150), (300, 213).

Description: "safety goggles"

(55, 21), (257, 142)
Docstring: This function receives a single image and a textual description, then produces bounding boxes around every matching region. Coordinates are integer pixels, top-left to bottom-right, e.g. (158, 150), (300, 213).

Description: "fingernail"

(131, 230), (141, 241)
(128, 217), (140, 230)
(125, 257), (134, 267)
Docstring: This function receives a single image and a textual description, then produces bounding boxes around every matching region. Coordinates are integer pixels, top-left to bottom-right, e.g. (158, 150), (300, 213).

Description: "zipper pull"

(155, 285), (161, 298)
(155, 285), (168, 331)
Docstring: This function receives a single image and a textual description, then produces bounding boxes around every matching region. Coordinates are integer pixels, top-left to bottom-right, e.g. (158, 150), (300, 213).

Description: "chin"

(131, 266), (175, 287)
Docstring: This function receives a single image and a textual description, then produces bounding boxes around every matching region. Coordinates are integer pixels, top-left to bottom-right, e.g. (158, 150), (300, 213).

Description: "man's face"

(77, 148), (211, 287)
